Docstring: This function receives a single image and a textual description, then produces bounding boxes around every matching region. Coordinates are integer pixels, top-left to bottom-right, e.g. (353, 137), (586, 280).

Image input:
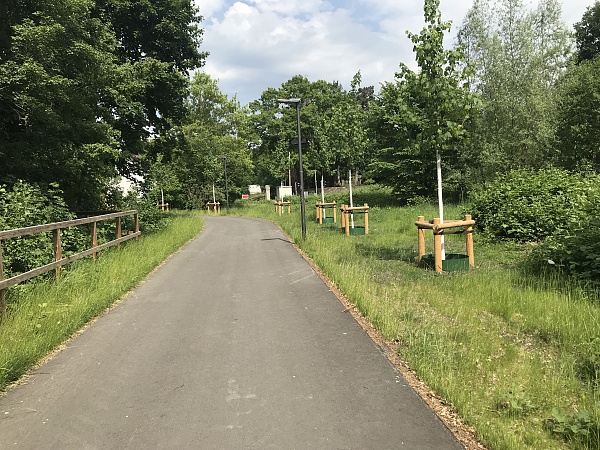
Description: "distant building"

(248, 185), (262, 195)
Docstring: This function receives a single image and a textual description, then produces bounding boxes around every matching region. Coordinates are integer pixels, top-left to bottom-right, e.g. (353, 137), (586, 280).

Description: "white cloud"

(195, 0), (226, 18)
(200, 0), (593, 106)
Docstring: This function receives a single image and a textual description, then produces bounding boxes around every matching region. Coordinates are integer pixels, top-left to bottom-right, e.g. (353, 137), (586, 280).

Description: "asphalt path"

(0, 216), (463, 449)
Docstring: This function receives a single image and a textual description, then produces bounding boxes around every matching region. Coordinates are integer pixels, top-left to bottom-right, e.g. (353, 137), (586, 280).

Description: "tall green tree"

(248, 75), (350, 189)
(175, 73), (254, 208)
(371, 0), (476, 203)
(457, 0), (571, 178)
(315, 72), (371, 185)
(0, 0), (207, 210)
(574, 0), (600, 63)
(555, 54), (600, 171)
(0, 0), (121, 209)
(93, 0), (207, 176)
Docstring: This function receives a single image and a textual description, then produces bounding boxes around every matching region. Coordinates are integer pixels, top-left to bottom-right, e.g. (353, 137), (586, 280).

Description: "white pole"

(212, 184), (216, 203)
(349, 170), (354, 228)
(436, 149), (446, 260)
(161, 189), (164, 206)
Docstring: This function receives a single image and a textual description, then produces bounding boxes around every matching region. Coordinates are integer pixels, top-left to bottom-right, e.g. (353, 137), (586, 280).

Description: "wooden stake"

(465, 214), (474, 268)
(116, 216), (122, 250)
(91, 222), (98, 261)
(52, 229), (62, 278)
(0, 241), (5, 322)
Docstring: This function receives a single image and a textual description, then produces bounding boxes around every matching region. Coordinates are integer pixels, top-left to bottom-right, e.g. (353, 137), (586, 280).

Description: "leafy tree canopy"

(0, 0), (206, 211)
(574, 0), (600, 63)
(371, 0), (476, 203)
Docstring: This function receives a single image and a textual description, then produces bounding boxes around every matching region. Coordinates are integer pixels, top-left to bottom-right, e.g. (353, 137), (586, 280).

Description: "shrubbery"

(0, 182), (87, 277)
(527, 219), (600, 289)
(469, 168), (600, 288)
(0, 182), (172, 279)
(469, 168), (599, 242)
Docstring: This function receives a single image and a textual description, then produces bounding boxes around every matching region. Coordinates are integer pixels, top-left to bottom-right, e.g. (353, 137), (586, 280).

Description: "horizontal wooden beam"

(0, 210), (138, 240)
(0, 232), (140, 290)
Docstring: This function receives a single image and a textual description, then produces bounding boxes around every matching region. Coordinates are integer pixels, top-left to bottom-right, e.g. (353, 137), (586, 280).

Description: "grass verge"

(233, 193), (600, 450)
(0, 210), (203, 392)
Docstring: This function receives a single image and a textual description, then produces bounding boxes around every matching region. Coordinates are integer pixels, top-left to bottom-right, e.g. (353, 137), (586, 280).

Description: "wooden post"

(91, 221), (98, 261)
(116, 216), (122, 250)
(316, 202), (321, 223)
(52, 229), (62, 278)
(433, 218), (442, 273)
(417, 216), (425, 263)
(341, 205), (346, 229)
(333, 202), (337, 223)
(344, 207), (350, 236)
(465, 214), (474, 268)
(0, 241), (5, 322)
(134, 213), (139, 241)
(364, 203), (369, 234)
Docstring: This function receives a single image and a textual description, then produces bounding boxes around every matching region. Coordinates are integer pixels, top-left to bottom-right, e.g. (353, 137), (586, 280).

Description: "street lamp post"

(218, 155), (229, 212)
(278, 98), (306, 240)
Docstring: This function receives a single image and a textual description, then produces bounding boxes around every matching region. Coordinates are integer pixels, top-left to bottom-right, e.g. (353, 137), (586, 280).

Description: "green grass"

(233, 191), (600, 450)
(0, 210), (203, 391)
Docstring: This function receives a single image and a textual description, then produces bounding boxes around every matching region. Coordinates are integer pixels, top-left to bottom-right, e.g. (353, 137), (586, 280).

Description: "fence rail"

(0, 210), (140, 320)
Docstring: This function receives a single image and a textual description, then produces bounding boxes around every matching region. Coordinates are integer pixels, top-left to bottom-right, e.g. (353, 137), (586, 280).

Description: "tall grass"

(235, 192), (600, 450)
(0, 211), (203, 391)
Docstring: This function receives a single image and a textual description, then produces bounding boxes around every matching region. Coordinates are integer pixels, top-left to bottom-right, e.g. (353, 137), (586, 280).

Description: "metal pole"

(296, 102), (306, 240)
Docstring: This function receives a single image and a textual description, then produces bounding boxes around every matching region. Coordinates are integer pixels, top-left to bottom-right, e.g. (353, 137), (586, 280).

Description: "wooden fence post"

(52, 229), (62, 279)
(91, 222), (98, 260)
(344, 207), (351, 236)
(465, 214), (474, 268)
(0, 241), (5, 322)
(364, 203), (369, 234)
(333, 202), (337, 223)
(116, 216), (122, 250)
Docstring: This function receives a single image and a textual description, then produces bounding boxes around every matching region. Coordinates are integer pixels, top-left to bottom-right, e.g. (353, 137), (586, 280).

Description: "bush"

(527, 222), (600, 290)
(122, 189), (171, 234)
(469, 168), (600, 242)
(0, 182), (86, 277)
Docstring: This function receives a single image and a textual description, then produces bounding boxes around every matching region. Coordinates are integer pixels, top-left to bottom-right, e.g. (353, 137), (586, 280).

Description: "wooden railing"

(0, 210), (140, 320)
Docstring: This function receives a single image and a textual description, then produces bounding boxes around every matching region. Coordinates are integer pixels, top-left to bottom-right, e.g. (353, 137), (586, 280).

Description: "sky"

(196, 0), (595, 106)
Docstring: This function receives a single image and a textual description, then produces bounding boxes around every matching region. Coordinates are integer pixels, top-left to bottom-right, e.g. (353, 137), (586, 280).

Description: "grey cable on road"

(0, 216), (463, 449)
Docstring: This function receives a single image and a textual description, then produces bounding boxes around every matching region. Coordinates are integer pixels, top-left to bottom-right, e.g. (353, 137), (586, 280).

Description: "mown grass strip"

(234, 195), (600, 450)
(0, 211), (203, 391)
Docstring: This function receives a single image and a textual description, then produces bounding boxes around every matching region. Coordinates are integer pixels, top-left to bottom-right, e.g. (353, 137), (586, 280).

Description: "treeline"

(0, 0), (600, 211)
(2, 0), (600, 216)
(0, 0), (207, 211)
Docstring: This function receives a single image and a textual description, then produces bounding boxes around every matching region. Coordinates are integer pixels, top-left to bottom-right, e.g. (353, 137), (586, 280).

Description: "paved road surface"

(0, 216), (463, 449)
